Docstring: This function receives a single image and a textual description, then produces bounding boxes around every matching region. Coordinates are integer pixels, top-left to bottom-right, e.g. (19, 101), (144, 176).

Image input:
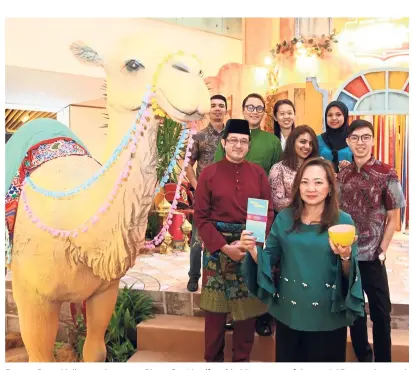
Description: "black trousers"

(275, 319), (347, 362)
(349, 258), (392, 362)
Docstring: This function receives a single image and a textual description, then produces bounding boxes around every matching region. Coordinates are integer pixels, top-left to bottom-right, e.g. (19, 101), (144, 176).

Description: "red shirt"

(338, 156), (406, 261)
(194, 157), (274, 253)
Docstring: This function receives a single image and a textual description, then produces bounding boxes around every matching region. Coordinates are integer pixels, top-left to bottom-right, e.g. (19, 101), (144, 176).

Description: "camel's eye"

(124, 59), (144, 73)
(172, 63), (189, 73)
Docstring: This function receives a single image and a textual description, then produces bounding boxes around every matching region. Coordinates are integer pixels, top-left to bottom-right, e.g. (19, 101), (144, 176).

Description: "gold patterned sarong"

(199, 222), (267, 321)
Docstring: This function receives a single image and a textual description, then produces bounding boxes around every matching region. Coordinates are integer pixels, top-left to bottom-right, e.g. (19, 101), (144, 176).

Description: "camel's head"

(70, 35), (210, 122)
(151, 52), (210, 122)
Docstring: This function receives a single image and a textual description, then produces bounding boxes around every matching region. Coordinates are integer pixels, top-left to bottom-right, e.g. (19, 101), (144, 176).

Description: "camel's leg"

(14, 292), (61, 362)
(82, 280), (119, 362)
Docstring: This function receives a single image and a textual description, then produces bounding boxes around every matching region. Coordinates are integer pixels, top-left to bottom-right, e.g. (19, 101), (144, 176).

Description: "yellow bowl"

(328, 224), (356, 246)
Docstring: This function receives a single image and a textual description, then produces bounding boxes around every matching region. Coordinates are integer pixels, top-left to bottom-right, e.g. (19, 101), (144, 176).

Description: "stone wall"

(5, 280), (73, 342)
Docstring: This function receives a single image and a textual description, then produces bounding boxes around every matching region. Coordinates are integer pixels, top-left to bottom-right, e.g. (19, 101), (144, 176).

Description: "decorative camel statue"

(6, 35), (210, 362)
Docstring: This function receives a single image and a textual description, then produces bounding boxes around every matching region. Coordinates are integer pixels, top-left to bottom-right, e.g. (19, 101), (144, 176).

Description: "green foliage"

(156, 118), (187, 183)
(105, 285), (155, 362)
(145, 212), (160, 240)
(70, 285), (155, 362)
(53, 341), (65, 357)
(69, 314), (87, 360)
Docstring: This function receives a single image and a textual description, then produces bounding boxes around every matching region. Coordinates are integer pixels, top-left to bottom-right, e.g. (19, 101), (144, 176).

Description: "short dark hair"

(347, 119), (374, 137)
(282, 125), (319, 170)
(273, 99), (296, 138)
(242, 93), (265, 109)
(210, 94), (227, 109)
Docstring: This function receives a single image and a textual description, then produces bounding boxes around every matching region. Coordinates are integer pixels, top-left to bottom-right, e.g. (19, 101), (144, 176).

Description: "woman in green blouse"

(241, 157), (364, 362)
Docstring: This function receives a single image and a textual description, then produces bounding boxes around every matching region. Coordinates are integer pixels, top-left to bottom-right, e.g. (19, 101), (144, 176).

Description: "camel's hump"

(5, 118), (88, 195)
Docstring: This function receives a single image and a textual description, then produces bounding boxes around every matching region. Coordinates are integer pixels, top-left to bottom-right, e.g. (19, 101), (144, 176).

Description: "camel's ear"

(70, 41), (103, 66)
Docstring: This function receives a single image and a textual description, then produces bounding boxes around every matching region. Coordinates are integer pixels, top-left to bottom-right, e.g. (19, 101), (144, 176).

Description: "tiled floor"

(121, 231), (410, 304)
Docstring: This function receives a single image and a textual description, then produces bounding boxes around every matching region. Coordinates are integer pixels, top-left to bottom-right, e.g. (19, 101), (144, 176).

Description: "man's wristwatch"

(379, 253), (386, 262)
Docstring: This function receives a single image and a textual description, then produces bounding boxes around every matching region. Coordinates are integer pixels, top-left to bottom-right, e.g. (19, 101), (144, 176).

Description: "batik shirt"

(338, 156), (406, 261)
(190, 123), (224, 179)
(268, 161), (297, 212)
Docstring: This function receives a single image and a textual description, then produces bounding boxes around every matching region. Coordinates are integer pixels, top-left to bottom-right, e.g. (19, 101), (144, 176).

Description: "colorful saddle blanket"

(5, 118), (92, 264)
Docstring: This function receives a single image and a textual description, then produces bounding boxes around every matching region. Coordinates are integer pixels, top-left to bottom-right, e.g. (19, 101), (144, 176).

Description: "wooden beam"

(29, 111), (42, 121)
(7, 109), (22, 123)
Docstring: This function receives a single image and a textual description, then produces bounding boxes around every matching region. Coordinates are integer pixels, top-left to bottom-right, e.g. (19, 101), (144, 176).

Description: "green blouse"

(214, 127), (282, 175)
(242, 208), (365, 332)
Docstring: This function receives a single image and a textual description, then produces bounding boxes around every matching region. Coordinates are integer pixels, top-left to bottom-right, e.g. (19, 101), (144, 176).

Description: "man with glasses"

(338, 119), (406, 362)
(215, 93), (282, 336)
(194, 119), (274, 362)
(186, 95), (228, 292)
(214, 93), (282, 175)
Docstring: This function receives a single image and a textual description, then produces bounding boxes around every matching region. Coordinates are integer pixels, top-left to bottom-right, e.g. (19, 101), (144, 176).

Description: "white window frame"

(295, 18), (333, 38)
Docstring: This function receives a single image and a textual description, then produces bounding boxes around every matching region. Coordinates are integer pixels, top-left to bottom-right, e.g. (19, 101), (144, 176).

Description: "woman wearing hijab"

(317, 101), (353, 173)
(273, 99), (296, 151)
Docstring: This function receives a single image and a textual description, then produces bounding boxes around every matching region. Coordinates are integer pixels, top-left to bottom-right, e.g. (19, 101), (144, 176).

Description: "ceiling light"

(21, 114), (30, 123)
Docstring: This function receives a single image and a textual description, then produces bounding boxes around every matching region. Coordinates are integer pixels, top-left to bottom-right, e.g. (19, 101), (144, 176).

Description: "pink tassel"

(72, 231), (78, 238)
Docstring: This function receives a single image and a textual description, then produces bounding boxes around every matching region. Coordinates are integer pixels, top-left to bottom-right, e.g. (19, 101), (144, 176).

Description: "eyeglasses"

(226, 138), (249, 146)
(348, 134), (373, 143)
(245, 104), (265, 113)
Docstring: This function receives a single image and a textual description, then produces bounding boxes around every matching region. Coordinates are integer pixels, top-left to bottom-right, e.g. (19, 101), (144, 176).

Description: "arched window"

(333, 68), (409, 115)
